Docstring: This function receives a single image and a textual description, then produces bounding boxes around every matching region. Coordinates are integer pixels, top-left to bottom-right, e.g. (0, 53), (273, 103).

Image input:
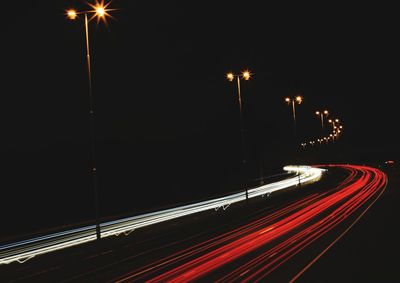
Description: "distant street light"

(328, 118), (339, 129)
(66, 1), (115, 240)
(315, 110), (329, 130)
(285, 95), (303, 128)
(226, 70), (252, 201)
(328, 118), (342, 142)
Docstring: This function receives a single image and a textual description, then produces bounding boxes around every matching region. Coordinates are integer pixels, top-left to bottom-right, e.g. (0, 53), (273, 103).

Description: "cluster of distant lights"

(224, 72), (344, 151)
(281, 96), (345, 149)
(301, 118), (344, 148)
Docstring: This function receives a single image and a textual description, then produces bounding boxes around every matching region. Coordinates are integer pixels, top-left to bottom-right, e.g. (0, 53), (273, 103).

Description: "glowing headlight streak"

(0, 226), (97, 265)
(100, 166), (323, 239)
(120, 165), (386, 283)
(0, 166), (323, 265)
(113, 193), (323, 283)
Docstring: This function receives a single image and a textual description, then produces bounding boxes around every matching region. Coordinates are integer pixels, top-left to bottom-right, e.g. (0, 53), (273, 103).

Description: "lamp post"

(315, 110), (329, 130)
(226, 70), (252, 201)
(285, 96), (303, 129)
(66, 1), (114, 240)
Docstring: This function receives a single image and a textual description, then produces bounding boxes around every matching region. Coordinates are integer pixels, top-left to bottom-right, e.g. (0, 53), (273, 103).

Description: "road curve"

(113, 164), (387, 283)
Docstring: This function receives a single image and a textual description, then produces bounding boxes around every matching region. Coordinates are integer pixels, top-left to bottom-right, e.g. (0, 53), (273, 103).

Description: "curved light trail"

(0, 165), (323, 265)
(113, 165), (387, 283)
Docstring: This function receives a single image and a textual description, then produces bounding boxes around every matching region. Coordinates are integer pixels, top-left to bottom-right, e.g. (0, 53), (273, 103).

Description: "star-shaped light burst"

(88, 0), (116, 24)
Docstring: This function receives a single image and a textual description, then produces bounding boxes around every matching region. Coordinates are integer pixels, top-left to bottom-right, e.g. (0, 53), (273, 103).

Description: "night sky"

(1, 1), (398, 236)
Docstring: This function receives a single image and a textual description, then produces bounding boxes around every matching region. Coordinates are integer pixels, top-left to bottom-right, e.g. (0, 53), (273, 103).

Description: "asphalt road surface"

(1, 164), (396, 283)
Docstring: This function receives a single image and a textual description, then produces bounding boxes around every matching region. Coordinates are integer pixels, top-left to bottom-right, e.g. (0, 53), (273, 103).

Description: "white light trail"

(0, 165), (325, 265)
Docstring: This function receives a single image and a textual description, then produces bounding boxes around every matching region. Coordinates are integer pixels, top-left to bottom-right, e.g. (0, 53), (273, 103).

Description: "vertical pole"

(85, 14), (101, 240)
(298, 173), (301, 188)
(237, 76), (248, 201)
(320, 114), (324, 129)
(292, 99), (296, 128)
(292, 99), (298, 150)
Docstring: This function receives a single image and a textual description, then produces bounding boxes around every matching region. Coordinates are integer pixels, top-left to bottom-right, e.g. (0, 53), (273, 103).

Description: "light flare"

(88, 0), (115, 24)
(242, 70), (251, 80)
(66, 9), (77, 20)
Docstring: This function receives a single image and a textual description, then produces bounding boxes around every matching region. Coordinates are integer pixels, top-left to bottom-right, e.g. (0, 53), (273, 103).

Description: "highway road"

(0, 166), (322, 267)
(112, 165), (387, 282)
(0, 164), (389, 282)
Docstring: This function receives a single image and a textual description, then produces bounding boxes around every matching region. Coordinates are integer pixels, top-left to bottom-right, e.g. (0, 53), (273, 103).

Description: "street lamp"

(315, 110), (329, 130)
(334, 126), (342, 138)
(285, 95), (303, 128)
(328, 118), (341, 141)
(226, 69), (252, 201)
(328, 118), (339, 129)
(66, 1), (114, 240)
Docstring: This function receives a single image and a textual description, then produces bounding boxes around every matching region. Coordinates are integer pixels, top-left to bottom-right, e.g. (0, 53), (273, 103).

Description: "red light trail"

(114, 165), (387, 283)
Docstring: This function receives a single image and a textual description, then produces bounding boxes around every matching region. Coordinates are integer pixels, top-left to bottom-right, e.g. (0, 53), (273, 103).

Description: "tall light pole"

(66, 1), (114, 240)
(285, 96), (303, 146)
(315, 110), (329, 130)
(226, 70), (252, 201)
(285, 96), (303, 129)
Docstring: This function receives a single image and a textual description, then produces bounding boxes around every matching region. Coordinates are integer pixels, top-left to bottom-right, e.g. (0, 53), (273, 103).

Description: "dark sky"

(1, 1), (399, 228)
(2, 2), (398, 149)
